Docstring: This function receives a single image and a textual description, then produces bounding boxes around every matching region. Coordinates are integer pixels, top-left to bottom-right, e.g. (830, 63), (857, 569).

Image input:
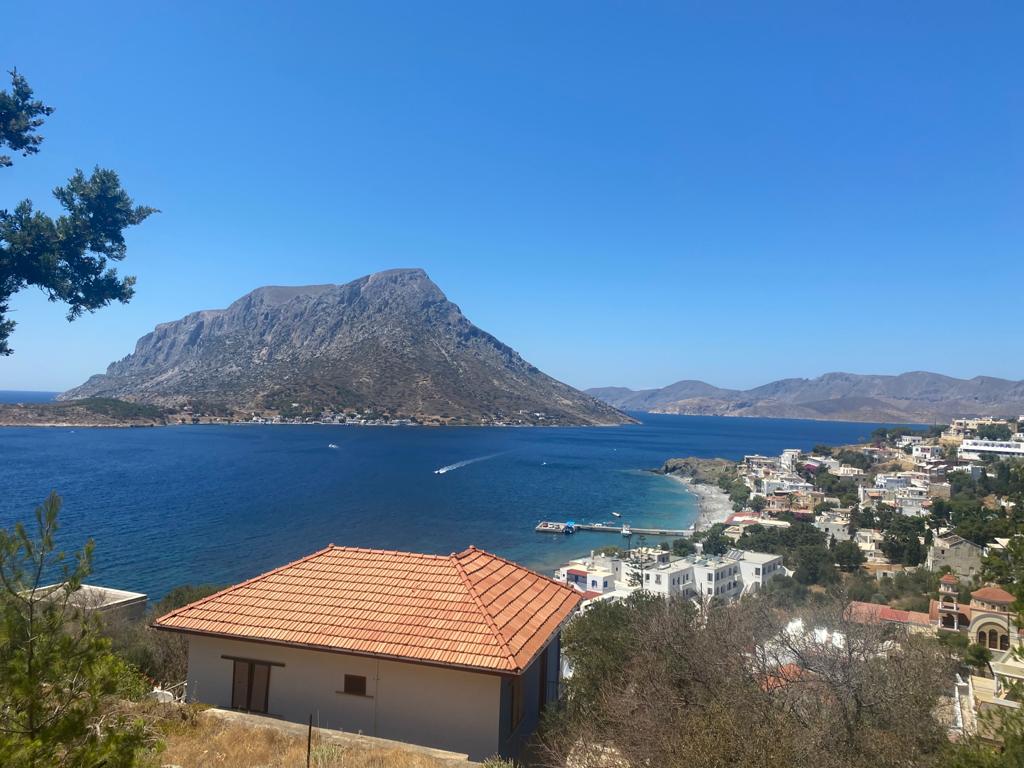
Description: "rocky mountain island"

(588, 372), (1024, 424)
(57, 268), (631, 426)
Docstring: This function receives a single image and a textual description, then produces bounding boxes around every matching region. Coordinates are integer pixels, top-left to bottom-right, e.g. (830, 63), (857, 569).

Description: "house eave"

(152, 622), (563, 678)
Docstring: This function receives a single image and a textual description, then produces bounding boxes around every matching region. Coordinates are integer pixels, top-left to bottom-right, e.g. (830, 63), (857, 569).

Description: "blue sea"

(0, 412), (890, 598)
(0, 390), (59, 403)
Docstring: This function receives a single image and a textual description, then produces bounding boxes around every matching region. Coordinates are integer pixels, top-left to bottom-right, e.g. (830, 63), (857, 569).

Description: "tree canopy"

(834, 539), (865, 572)
(0, 69), (53, 168)
(0, 69), (155, 355)
(546, 593), (953, 768)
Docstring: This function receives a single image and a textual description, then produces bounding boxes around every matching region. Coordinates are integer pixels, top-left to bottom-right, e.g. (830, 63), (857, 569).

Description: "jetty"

(534, 521), (689, 537)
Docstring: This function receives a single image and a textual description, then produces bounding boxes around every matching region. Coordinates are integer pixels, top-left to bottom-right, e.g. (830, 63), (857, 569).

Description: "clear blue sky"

(2, 2), (1021, 392)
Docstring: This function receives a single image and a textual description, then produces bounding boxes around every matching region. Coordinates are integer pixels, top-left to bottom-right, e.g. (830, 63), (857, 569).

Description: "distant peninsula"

(587, 372), (1024, 424)
(43, 269), (631, 428)
(0, 398), (167, 427)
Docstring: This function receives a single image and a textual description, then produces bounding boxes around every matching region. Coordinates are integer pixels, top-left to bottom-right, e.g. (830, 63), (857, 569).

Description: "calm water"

(0, 414), (889, 598)
(0, 390), (59, 403)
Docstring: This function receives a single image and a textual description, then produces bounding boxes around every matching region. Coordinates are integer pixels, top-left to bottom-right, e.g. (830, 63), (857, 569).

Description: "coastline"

(665, 474), (734, 531)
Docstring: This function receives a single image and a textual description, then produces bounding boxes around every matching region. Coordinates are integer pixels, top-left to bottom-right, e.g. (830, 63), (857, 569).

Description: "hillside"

(587, 371), (1024, 423)
(0, 398), (169, 427)
(60, 269), (631, 426)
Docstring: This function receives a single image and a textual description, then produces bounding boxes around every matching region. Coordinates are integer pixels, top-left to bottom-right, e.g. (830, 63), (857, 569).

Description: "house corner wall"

(183, 634), (503, 761)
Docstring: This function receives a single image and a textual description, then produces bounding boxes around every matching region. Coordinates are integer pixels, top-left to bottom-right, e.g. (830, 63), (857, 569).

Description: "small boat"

(564, 521), (577, 535)
(611, 511), (622, 518)
(328, 443), (339, 449)
(621, 525), (632, 537)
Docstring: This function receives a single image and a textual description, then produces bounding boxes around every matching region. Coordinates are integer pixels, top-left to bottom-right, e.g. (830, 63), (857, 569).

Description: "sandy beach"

(666, 474), (734, 531)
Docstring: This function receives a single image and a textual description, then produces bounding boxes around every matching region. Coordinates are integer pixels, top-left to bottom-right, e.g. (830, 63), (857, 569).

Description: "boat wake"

(434, 452), (507, 475)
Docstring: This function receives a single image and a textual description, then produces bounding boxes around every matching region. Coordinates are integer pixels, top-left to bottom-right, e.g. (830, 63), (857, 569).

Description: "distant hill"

(587, 372), (1024, 424)
(60, 268), (631, 426)
(0, 398), (168, 427)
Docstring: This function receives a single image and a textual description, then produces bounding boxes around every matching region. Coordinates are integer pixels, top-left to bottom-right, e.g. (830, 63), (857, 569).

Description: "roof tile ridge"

(154, 544), (338, 626)
(450, 551), (519, 672)
(335, 545), (448, 560)
(458, 545), (579, 597)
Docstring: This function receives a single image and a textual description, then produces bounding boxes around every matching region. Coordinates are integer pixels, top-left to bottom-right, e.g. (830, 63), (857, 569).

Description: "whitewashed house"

(155, 546), (580, 761)
(555, 547), (785, 602)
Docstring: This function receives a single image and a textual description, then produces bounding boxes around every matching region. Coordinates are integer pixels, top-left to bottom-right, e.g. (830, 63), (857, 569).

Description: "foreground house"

(154, 545), (580, 760)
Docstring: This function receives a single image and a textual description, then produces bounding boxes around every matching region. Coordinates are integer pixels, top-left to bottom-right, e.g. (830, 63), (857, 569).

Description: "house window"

(231, 660), (270, 713)
(509, 675), (524, 731)
(343, 674), (367, 697)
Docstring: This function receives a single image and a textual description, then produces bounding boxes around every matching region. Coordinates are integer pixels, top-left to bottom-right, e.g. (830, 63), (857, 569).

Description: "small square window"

(344, 674), (367, 697)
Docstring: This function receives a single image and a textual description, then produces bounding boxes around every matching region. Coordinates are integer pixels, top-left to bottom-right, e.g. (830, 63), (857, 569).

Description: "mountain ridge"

(587, 371), (1024, 423)
(60, 268), (632, 426)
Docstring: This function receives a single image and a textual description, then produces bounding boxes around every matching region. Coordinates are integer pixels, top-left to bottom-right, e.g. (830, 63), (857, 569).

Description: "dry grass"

(146, 708), (468, 768)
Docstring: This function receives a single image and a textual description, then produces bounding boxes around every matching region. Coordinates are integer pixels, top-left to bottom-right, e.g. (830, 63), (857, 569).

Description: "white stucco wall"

(185, 635), (503, 760)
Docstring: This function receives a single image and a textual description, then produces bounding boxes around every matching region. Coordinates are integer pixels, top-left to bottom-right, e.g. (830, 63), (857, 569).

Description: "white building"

(959, 439), (1024, 460)
(854, 529), (887, 562)
(555, 546), (785, 603)
(834, 465), (867, 479)
(894, 485), (930, 516)
(912, 444), (945, 463)
(780, 448), (801, 473)
(875, 474), (912, 492)
(744, 455), (780, 475)
(815, 514), (852, 543)
(950, 464), (988, 481)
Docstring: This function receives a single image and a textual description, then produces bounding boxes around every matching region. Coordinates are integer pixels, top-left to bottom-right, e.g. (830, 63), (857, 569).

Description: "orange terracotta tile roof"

(971, 586), (1016, 604)
(154, 545), (581, 674)
(761, 663), (810, 692)
(846, 601), (933, 628)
